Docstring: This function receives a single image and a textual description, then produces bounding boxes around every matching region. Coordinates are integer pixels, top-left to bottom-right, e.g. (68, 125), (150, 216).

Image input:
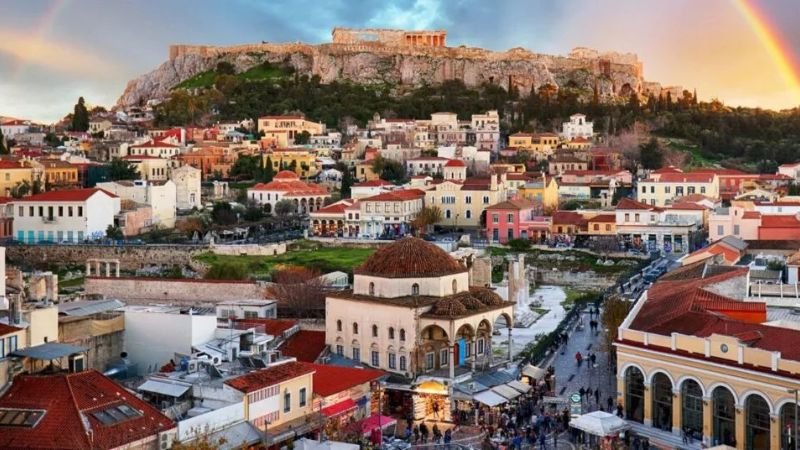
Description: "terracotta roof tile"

(225, 361), (314, 393)
(14, 188), (117, 202)
(616, 198), (656, 211)
(304, 363), (384, 397)
(487, 199), (535, 210)
(355, 237), (467, 278)
(234, 318), (297, 337)
(280, 330), (326, 363)
(0, 323), (22, 336)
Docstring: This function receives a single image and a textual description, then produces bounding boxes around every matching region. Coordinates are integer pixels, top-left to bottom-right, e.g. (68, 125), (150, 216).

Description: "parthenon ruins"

(331, 27), (446, 47)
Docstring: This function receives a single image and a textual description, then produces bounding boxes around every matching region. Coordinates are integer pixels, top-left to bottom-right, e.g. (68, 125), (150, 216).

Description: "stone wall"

(210, 242), (286, 256)
(5, 244), (208, 271)
(535, 269), (617, 288)
(84, 277), (264, 305)
(58, 313), (125, 371)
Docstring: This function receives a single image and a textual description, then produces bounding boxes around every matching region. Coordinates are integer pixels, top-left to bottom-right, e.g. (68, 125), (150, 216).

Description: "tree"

(266, 266), (328, 318)
(508, 238), (532, 252)
(215, 61), (236, 75)
(340, 166), (353, 198)
(371, 155), (406, 183)
(108, 158), (139, 181)
(105, 225), (124, 240)
(0, 129), (7, 154)
(204, 261), (248, 280)
(412, 206), (443, 235)
(589, 235), (620, 259)
(274, 199), (296, 217)
(294, 130), (311, 145)
(639, 138), (663, 170)
(44, 132), (62, 147)
(10, 180), (30, 198)
(263, 156), (275, 182)
(176, 216), (207, 238)
(71, 96), (90, 132)
(601, 295), (631, 363)
(211, 201), (237, 225)
(243, 201), (264, 222)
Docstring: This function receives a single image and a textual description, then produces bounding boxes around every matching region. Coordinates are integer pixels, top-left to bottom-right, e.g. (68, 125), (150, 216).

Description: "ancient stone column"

(115, 260), (120, 277)
(105, 261), (111, 277)
(86, 261), (91, 277)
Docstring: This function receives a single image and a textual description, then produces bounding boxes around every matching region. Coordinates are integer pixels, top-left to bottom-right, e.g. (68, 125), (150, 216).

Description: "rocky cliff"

(117, 40), (664, 109)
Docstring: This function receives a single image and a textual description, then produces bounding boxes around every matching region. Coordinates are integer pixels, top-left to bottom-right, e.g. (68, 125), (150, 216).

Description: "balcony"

(41, 216), (57, 223)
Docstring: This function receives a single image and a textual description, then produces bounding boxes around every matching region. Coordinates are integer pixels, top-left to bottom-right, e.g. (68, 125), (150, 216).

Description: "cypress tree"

(0, 129), (7, 155)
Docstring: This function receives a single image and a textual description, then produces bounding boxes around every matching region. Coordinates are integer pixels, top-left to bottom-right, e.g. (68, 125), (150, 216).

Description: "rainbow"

(10, 0), (70, 78)
(733, 0), (800, 104)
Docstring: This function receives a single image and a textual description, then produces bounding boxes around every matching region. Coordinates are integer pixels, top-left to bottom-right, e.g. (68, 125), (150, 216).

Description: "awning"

(138, 379), (191, 397)
(473, 390), (507, 407)
(10, 342), (86, 360)
(322, 398), (357, 417)
(356, 414), (396, 436)
(507, 380), (532, 394)
(521, 364), (547, 380)
(569, 411), (630, 437)
(491, 384), (522, 400)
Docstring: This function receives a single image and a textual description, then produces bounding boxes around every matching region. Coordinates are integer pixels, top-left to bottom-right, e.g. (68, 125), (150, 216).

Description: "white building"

(216, 300), (278, 324)
(247, 171), (330, 215)
(0, 119), (30, 138)
(406, 156), (450, 176)
(357, 189), (425, 238)
(11, 188), (121, 243)
(171, 165), (202, 210)
(470, 110), (500, 151)
(560, 113), (593, 140)
(128, 139), (183, 159)
(97, 180), (177, 228)
(778, 162), (800, 180)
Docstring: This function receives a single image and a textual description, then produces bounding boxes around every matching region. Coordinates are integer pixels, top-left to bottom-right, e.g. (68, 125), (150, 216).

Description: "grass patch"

(667, 139), (718, 168)
(59, 276), (85, 289)
(238, 63), (289, 81)
(175, 70), (217, 89)
(530, 307), (550, 316)
(195, 246), (375, 279)
(561, 287), (600, 309)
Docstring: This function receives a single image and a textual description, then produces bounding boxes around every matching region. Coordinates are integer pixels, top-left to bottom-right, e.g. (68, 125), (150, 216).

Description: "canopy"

(569, 411), (630, 437)
(541, 396), (569, 405)
(492, 384), (522, 400)
(321, 398), (357, 417)
(358, 414), (396, 436)
(295, 438), (359, 450)
(474, 390), (507, 407)
(521, 364), (547, 381)
(138, 379), (191, 397)
(11, 342), (86, 360)
(507, 380), (532, 394)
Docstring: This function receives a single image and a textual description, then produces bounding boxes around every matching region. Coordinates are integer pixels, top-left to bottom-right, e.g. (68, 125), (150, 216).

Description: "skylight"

(0, 408), (47, 428)
(90, 403), (142, 426)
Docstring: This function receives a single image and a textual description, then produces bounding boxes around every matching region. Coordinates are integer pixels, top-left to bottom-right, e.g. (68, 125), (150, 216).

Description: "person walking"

(594, 389), (601, 406)
(420, 422), (429, 443)
(590, 353), (597, 367)
(539, 430), (547, 449)
(575, 351), (583, 367)
(607, 396), (614, 412)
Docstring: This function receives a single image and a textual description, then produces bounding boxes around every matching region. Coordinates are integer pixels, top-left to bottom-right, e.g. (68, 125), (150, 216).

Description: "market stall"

(569, 411), (630, 449)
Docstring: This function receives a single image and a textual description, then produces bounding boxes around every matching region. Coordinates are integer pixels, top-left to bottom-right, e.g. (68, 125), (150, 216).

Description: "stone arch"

(648, 369), (675, 386)
(494, 312), (513, 329)
(707, 382), (740, 405)
(335, 336), (344, 344)
(624, 365), (646, 423)
(711, 385), (737, 446)
(477, 319), (493, 335)
(619, 361), (648, 381)
(745, 392), (772, 449)
(651, 372), (673, 431)
(676, 375), (707, 397)
(420, 324), (449, 341)
(741, 390), (774, 414)
(619, 83), (634, 97)
(455, 323), (475, 339)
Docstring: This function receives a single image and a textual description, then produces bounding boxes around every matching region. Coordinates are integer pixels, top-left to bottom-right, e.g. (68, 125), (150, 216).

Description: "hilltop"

(116, 27), (678, 109)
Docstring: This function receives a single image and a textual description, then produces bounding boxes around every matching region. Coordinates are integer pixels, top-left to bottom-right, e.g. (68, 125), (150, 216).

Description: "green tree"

(10, 180), (30, 198)
(371, 155), (406, 183)
(71, 96), (90, 132)
(294, 130), (311, 145)
(274, 199), (296, 217)
(204, 262), (248, 280)
(508, 238), (532, 252)
(412, 206), (443, 235)
(215, 61), (236, 75)
(211, 202), (237, 225)
(105, 225), (124, 240)
(108, 158), (139, 181)
(639, 138), (664, 170)
(340, 166), (353, 198)
(44, 132), (62, 147)
(243, 201), (264, 222)
(0, 129), (7, 154)
(263, 156), (275, 182)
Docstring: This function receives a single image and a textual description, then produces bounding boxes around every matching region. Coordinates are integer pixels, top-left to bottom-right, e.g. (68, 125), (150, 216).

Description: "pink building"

(560, 169), (632, 185)
(485, 199), (550, 243)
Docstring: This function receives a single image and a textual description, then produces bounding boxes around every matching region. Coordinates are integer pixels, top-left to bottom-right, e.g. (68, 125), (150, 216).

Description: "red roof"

(234, 318), (297, 337)
(651, 166), (683, 174)
(0, 323), (22, 337)
(616, 198), (656, 211)
(353, 180), (393, 187)
(760, 215), (800, 228)
(311, 200), (354, 215)
(361, 189), (425, 202)
(487, 199), (535, 211)
(250, 177), (328, 196)
(0, 370), (173, 450)
(304, 363), (384, 397)
(444, 159), (466, 167)
(280, 330), (326, 363)
(653, 173), (715, 183)
(668, 202), (708, 211)
(562, 169), (623, 176)
(15, 188), (117, 203)
(589, 214), (616, 223)
(551, 211), (584, 225)
(743, 211), (761, 219)
(322, 398), (357, 417)
(274, 170), (299, 180)
(0, 160), (26, 169)
(130, 139), (179, 149)
(225, 361), (315, 393)
(259, 115), (306, 120)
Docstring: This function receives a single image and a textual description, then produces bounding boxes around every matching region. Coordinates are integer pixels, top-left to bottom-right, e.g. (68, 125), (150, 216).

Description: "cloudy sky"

(1, 0), (799, 122)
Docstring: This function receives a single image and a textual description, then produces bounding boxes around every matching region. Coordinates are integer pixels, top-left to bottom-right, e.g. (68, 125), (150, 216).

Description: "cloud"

(367, 0), (447, 30)
(0, 30), (122, 78)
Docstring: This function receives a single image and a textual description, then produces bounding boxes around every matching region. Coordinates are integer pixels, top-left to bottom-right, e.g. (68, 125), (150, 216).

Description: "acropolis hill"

(116, 27), (674, 108)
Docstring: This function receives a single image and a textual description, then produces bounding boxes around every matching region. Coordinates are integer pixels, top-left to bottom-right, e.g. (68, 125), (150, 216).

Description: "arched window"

(681, 380), (703, 439)
(624, 366), (645, 423)
(399, 329), (406, 341)
(780, 402), (797, 450)
(452, 279), (458, 294)
(712, 386), (736, 446)
(369, 282), (375, 296)
(372, 325), (378, 338)
(651, 373), (673, 432)
(412, 283), (420, 296)
(336, 320), (342, 332)
(389, 327), (395, 339)
(746, 395), (771, 450)
(399, 355), (407, 371)
(352, 323), (359, 335)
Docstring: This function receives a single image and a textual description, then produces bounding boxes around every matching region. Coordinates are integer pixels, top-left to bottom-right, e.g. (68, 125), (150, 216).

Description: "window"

(372, 325), (378, 338)
(388, 353), (396, 369)
(0, 339), (3, 358)
(700, 186), (706, 194)
(465, 210), (471, 219)
(507, 213), (514, 223)
(650, 186), (655, 194)
(492, 214), (499, 224)
(624, 213), (630, 222)
(337, 320), (342, 332)
(717, 225), (724, 236)
(411, 283), (419, 296)
(483, 196), (489, 204)
(634, 213), (640, 222)
(399, 329), (406, 341)
(605, 224), (611, 231)
(336, 345), (344, 356)
(688, 186), (696, 194)
(17, 206), (22, 217)
(665, 186), (671, 194)
(299, 388), (307, 407)
(58, 206), (63, 217)
(28, 206), (33, 216)
(399, 355), (407, 371)
(445, 209), (451, 219)
(243, 311), (258, 319)
(425, 352), (435, 370)
(452, 279), (458, 294)
(733, 225), (740, 235)
(593, 224), (599, 231)
(641, 186), (646, 194)
(352, 323), (359, 334)
(389, 327), (395, 339)
(477, 338), (485, 355)
(352, 347), (360, 361)
(371, 351), (379, 367)
(369, 282), (375, 296)
(439, 348), (449, 366)
(283, 391), (291, 413)
(465, 196), (472, 204)
(0, 408), (46, 428)
(77, 206), (83, 217)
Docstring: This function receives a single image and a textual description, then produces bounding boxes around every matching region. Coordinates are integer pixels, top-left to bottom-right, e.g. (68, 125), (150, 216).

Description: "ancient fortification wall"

(85, 277), (264, 305)
(5, 244), (208, 271)
(118, 27), (662, 109)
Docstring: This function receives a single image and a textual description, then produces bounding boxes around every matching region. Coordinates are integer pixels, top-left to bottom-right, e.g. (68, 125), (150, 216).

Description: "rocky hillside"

(117, 41), (657, 109)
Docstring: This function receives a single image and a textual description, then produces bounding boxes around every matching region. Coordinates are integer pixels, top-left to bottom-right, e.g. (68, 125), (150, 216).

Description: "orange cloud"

(0, 31), (122, 78)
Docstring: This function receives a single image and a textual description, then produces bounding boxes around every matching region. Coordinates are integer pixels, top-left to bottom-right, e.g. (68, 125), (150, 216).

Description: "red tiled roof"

(562, 169), (623, 176)
(280, 330), (326, 363)
(743, 211), (761, 219)
(487, 199), (536, 211)
(130, 139), (179, 149)
(673, 194), (712, 203)
(225, 361), (315, 393)
(551, 211), (584, 225)
(444, 159), (466, 167)
(651, 166), (682, 174)
(0, 370), (173, 450)
(0, 160), (26, 169)
(304, 363), (384, 397)
(259, 115), (305, 120)
(353, 180), (393, 187)
(355, 237), (467, 278)
(311, 200), (354, 215)
(234, 318), (297, 337)
(589, 214), (616, 223)
(760, 215), (800, 228)
(15, 188), (117, 203)
(407, 156), (449, 161)
(668, 202), (708, 211)
(616, 198), (655, 211)
(250, 178), (328, 196)
(361, 189), (425, 202)
(274, 170), (299, 180)
(653, 173), (715, 183)
(0, 323), (22, 336)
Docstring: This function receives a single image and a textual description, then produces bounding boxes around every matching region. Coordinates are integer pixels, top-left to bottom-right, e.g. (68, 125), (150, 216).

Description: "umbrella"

(521, 364), (547, 381)
(569, 411), (630, 437)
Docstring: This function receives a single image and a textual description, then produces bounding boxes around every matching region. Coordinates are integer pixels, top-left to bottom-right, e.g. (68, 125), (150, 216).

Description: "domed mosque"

(325, 237), (515, 421)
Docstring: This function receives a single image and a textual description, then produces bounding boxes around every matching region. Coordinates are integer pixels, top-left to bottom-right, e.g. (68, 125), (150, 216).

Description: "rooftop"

(14, 188), (118, 203)
(225, 361), (315, 393)
(280, 330), (327, 363)
(354, 237), (467, 278)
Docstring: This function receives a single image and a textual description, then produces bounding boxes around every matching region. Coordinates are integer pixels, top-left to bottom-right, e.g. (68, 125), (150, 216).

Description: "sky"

(1, 0), (799, 123)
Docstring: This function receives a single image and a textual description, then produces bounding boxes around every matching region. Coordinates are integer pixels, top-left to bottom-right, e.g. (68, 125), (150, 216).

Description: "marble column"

(105, 262), (111, 277)
(115, 261), (120, 277)
(470, 337), (477, 373)
(507, 328), (512, 362)
(86, 261), (91, 276)
(449, 334), (456, 421)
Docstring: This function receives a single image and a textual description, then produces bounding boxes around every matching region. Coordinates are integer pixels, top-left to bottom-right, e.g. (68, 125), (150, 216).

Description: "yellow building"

(0, 160), (34, 197)
(257, 115), (325, 145)
(265, 148), (318, 178)
(39, 159), (79, 189)
(425, 173), (509, 228)
(584, 213), (616, 235)
(507, 132), (559, 159)
(355, 161), (380, 182)
(565, 136), (592, 150)
(616, 262), (800, 449)
(122, 155), (170, 181)
(517, 176), (559, 212)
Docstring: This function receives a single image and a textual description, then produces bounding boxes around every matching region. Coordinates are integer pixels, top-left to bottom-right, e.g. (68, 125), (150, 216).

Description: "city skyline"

(1, 0), (799, 122)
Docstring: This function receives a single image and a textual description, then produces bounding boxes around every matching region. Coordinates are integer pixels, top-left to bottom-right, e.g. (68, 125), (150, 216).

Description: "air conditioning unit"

(187, 360), (198, 373)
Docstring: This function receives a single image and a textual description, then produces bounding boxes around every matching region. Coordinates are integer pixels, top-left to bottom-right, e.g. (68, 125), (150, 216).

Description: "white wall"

(97, 181), (177, 228)
(12, 192), (120, 242)
(172, 166), (202, 210)
(354, 273), (469, 298)
(177, 402), (245, 441)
